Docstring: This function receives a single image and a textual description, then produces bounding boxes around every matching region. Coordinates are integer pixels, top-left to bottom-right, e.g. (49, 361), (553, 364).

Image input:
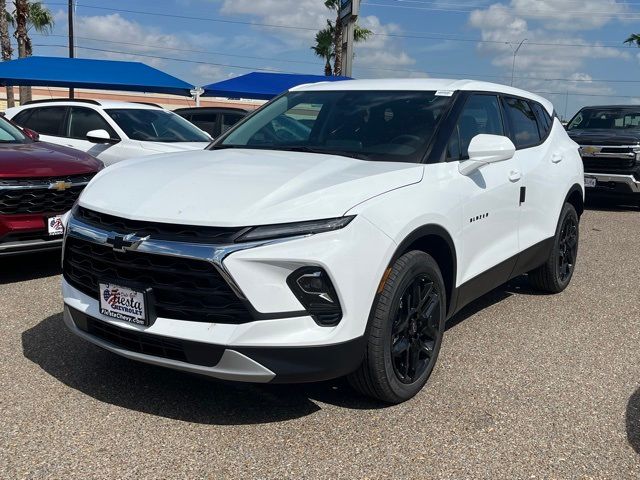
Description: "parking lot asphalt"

(1, 201), (639, 479)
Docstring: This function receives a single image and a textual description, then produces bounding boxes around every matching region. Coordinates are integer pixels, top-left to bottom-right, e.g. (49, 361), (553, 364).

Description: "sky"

(23, 0), (640, 118)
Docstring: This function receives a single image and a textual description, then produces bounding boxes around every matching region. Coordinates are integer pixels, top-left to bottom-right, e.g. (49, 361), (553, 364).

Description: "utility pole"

(68, 0), (74, 98)
(339, 0), (360, 77)
(510, 38), (527, 87)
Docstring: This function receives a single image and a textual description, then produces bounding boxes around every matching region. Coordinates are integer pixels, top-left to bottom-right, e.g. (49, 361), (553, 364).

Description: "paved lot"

(1, 201), (639, 479)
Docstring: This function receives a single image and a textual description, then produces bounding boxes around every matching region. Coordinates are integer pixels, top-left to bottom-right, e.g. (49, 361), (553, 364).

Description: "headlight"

(235, 216), (355, 243)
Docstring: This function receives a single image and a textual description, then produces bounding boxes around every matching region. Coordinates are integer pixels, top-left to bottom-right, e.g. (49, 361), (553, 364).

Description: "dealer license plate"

(99, 282), (147, 325)
(584, 176), (597, 188)
(47, 215), (64, 236)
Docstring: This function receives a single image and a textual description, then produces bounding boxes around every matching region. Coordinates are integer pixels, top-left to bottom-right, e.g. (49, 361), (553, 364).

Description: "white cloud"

(469, 2), (630, 96)
(509, 0), (627, 31)
(219, 0), (416, 77)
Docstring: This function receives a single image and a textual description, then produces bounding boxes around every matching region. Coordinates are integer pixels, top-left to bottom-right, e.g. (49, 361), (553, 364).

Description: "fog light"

(287, 267), (342, 326)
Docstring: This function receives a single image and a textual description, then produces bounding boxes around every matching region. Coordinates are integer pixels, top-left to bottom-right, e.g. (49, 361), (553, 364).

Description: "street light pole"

(68, 0), (74, 98)
(510, 38), (527, 87)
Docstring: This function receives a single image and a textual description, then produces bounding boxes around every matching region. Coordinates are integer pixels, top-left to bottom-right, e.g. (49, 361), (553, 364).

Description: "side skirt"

(450, 236), (554, 317)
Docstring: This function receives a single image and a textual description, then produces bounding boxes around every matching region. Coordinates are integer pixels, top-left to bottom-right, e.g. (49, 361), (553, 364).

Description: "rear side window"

(531, 102), (552, 139)
(68, 107), (118, 139)
(503, 97), (541, 149)
(21, 107), (67, 136)
(447, 94), (504, 160)
(190, 112), (220, 137)
(221, 113), (245, 134)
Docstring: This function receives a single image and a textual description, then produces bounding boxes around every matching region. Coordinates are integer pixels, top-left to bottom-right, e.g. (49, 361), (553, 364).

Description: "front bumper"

(0, 213), (63, 256)
(585, 172), (640, 195)
(64, 305), (366, 383)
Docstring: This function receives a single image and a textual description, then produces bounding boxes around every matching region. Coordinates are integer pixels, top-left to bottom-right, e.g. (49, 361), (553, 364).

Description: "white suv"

(5, 99), (212, 166)
(61, 79), (584, 403)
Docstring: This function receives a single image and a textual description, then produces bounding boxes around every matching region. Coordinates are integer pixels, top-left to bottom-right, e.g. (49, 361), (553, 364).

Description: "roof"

(0, 56), (194, 96)
(202, 72), (351, 100)
(292, 78), (555, 114)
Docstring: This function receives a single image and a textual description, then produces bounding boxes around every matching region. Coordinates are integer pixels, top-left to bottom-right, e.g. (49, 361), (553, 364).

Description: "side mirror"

(459, 134), (516, 176)
(23, 127), (39, 141)
(86, 129), (117, 144)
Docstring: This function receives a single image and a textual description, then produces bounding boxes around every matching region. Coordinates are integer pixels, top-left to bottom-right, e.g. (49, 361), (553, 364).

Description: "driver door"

(449, 93), (522, 292)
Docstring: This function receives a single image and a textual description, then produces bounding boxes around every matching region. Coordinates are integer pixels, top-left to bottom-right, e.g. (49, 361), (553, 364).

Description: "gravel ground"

(1, 202), (639, 479)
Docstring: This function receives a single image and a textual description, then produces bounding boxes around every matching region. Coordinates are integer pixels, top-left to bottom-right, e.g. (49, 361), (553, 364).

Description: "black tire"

(528, 203), (579, 293)
(348, 251), (446, 404)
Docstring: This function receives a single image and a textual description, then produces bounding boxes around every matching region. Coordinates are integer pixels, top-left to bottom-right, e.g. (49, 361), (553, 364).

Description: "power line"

(44, 2), (638, 50)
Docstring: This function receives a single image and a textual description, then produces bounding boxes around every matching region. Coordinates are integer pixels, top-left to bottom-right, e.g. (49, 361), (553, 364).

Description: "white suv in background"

(61, 79), (584, 403)
(5, 99), (212, 165)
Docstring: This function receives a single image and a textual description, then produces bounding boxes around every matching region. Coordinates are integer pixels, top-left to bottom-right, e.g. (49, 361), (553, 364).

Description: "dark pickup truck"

(567, 106), (640, 205)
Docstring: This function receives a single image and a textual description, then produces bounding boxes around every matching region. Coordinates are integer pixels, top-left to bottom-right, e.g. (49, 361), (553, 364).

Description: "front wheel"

(528, 202), (579, 293)
(348, 251), (446, 404)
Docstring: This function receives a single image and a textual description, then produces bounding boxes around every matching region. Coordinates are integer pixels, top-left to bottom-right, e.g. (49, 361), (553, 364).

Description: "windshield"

(567, 108), (640, 131)
(105, 109), (211, 142)
(216, 90), (452, 162)
(0, 116), (27, 143)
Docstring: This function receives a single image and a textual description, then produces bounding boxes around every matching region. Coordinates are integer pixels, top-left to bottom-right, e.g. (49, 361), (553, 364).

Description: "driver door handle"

(551, 153), (563, 163)
(509, 170), (522, 182)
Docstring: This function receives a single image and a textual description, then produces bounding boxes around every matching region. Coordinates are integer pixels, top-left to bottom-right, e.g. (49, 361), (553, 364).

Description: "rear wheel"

(348, 251), (446, 404)
(529, 203), (579, 293)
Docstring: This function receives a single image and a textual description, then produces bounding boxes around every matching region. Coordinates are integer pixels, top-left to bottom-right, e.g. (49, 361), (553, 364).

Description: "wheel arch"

(388, 224), (458, 317)
(564, 183), (584, 217)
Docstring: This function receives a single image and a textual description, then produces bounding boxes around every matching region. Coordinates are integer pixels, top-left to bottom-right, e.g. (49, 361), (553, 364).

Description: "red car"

(0, 116), (102, 256)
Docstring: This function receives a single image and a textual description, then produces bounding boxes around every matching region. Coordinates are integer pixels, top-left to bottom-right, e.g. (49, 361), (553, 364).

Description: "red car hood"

(0, 141), (102, 178)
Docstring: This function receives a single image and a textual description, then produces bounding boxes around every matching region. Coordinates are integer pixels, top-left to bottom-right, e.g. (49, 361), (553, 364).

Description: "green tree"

(10, 1), (54, 103)
(311, 20), (335, 76)
(0, 0), (14, 107)
(624, 33), (640, 47)
(322, 0), (371, 76)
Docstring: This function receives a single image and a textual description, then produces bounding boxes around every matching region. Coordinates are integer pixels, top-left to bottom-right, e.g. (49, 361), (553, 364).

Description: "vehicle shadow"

(22, 313), (388, 425)
(0, 250), (61, 285)
(627, 387), (640, 455)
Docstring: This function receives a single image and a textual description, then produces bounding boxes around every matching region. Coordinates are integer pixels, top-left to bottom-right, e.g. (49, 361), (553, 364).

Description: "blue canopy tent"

(202, 72), (351, 100)
(0, 56), (194, 96)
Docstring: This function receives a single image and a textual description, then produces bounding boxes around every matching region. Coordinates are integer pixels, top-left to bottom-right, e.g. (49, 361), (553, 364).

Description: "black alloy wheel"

(391, 274), (441, 384)
(529, 202), (580, 293)
(557, 213), (578, 283)
(348, 250), (446, 404)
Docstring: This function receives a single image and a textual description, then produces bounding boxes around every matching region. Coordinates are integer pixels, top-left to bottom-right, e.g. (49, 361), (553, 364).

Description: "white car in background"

(5, 99), (212, 165)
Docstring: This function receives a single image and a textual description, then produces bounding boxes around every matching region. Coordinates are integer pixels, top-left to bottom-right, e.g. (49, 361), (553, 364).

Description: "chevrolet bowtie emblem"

(581, 146), (601, 156)
(49, 180), (73, 191)
(106, 233), (150, 253)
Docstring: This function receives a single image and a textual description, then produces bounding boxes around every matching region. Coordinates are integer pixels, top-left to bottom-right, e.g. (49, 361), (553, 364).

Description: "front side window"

(567, 108), (640, 130)
(105, 109), (211, 142)
(218, 90), (453, 163)
(68, 107), (118, 140)
(504, 97), (541, 149)
(21, 106), (67, 136)
(447, 94), (504, 160)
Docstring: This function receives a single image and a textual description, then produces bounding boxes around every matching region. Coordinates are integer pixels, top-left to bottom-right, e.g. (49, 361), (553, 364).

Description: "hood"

(0, 141), (102, 178)
(568, 129), (640, 146)
(140, 141), (211, 153)
(79, 148), (424, 226)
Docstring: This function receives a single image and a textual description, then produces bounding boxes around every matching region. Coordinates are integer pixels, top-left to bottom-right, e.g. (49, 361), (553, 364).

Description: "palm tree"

(0, 0), (14, 107)
(322, 0), (371, 76)
(311, 21), (335, 76)
(14, 0), (28, 103)
(624, 34), (640, 46)
(10, 1), (54, 103)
